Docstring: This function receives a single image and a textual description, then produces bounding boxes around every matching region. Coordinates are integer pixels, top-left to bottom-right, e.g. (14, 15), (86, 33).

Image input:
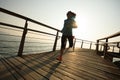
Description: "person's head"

(67, 11), (76, 19)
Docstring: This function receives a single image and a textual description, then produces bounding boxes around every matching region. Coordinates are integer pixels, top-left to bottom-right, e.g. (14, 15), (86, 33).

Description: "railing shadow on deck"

(20, 51), (61, 80)
(0, 8), (96, 57)
(1, 50), (61, 80)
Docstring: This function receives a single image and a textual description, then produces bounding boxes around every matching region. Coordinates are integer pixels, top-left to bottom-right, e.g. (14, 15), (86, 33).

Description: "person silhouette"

(57, 11), (77, 62)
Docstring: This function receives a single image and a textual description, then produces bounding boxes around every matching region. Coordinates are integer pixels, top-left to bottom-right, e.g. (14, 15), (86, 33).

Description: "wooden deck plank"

(8, 57), (48, 80)
(0, 59), (16, 80)
(26, 53), (103, 80)
(24, 51), (106, 79)
(24, 49), (120, 80)
(64, 52), (120, 74)
(24, 55), (85, 80)
(37, 55), (105, 80)
(62, 58), (120, 80)
(67, 52), (120, 74)
(33, 49), (120, 80)
(1, 58), (25, 80)
(30, 51), (111, 80)
(22, 53), (81, 80)
(0, 48), (120, 80)
(15, 57), (62, 80)
(4, 57), (42, 80)
(73, 50), (117, 67)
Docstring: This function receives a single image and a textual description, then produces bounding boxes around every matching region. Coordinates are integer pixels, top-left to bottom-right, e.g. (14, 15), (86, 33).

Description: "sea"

(0, 26), (120, 62)
(0, 26), (61, 57)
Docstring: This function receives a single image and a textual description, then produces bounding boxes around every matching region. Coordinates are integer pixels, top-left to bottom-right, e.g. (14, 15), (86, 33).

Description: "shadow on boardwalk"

(0, 48), (120, 80)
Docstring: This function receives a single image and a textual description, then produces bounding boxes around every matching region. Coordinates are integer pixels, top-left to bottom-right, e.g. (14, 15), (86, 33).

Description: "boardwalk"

(0, 48), (120, 80)
(0, 8), (120, 80)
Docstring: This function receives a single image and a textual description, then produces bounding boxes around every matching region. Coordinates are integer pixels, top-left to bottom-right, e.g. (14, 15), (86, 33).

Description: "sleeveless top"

(62, 18), (77, 36)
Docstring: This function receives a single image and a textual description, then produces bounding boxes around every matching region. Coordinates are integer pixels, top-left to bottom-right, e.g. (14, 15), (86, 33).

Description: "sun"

(73, 16), (88, 38)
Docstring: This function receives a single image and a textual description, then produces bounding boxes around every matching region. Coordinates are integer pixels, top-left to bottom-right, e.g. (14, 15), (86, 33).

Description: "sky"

(0, 0), (120, 41)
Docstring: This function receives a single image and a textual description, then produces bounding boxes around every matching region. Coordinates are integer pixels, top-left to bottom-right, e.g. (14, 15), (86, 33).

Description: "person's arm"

(72, 20), (77, 28)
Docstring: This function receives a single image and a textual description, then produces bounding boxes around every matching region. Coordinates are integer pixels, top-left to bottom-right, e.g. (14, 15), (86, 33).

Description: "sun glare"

(73, 16), (89, 39)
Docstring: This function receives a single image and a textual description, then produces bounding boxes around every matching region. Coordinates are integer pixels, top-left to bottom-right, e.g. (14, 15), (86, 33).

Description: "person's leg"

(60, 48), (64, 58)
(57, 35), (67, 61)
(68, 35), (73, 48)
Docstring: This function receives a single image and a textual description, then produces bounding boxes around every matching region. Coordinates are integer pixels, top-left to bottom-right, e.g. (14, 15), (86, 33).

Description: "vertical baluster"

(104, 38), (108, 59)
(81, 40), (83, 48)
(18, 20), (28, 56)
(117, 42), (120, 53)
(104, 38), (113, 62)
(53, 31), (59, 51)
(73, 38), (76, 51)
(89, 42), (92, 49)
(96, 40), (99, 54)
(112, 46), (114, 52)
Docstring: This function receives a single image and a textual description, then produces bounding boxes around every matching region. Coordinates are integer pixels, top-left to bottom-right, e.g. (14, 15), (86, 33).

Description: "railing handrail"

(0, 7), (61, 32)
(76, 38), (96, 43)
(0, 21), (96, 45)
(96, 31), (120, 62)
(0, 22), (57, 36)
(0, 22), (96, 45)
(0, 7), (97, 56)
(98, 31), (120, 40)
(0, 8), (96, 43)
(96, 41), (120, 45)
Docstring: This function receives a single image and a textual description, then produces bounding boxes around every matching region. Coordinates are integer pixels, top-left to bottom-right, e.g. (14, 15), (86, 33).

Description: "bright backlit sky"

(0, 0), (120, 41)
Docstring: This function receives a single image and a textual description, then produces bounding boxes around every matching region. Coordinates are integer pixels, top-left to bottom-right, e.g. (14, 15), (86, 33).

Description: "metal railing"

(96, 31), (120, 62)
(0, 8), (61, 57)
(0, 8), (96, 57)
(75, 39), (96, 50)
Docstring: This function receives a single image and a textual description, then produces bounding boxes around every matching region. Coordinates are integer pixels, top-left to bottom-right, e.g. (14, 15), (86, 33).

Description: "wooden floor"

(0, 48), (120, 80)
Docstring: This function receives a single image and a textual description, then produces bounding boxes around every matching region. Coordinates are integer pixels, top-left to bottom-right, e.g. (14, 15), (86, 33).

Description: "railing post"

(112, 46), (115, 52)
(53, 31), (59, 51)
(96, 40), (99, 54)
(18, 20), (28, 56)
(89, 42), (92, 49)
(73, 38), (76, 51)
(81, 40), (83, 48)
(117, 42), (120, 53)
(104, 38), (108, 59)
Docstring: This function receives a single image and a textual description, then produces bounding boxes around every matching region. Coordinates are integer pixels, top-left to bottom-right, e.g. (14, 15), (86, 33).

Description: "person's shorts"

(61, 35), (73, 49)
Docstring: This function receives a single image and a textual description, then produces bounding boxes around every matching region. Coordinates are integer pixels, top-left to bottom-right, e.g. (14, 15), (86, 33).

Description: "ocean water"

(0, 31), (95, 57)
(0, 27), (60, 57)
(0, 35), (57, 57)
(0, 26), (119, 63)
